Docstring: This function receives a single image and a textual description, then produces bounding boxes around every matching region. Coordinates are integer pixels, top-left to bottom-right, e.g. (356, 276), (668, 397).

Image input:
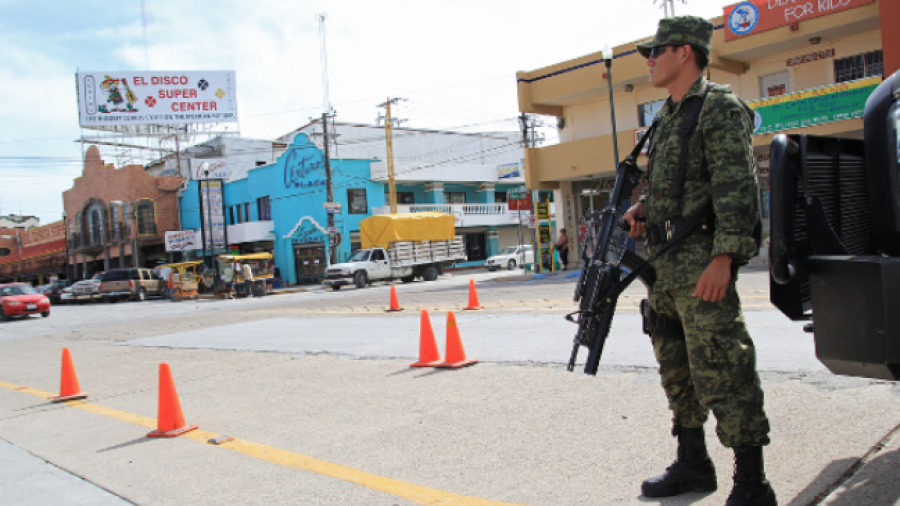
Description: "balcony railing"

(372, 203), (554, 227)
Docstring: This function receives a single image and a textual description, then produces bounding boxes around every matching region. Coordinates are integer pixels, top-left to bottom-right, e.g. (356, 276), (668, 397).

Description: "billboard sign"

(190, 159), (231, 180)
(497, 162), (522, 179)
(77, 71), (238, 127)
(165, 230), (202, 252)
(724, 0), (874, 41)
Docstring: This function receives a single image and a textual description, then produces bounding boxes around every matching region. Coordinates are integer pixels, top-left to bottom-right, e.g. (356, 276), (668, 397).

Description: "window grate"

(834, 50), (883, 83)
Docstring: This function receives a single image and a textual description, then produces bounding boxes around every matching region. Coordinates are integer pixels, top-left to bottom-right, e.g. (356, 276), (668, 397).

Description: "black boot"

(642, 425), (717, 497)
(725, 446), (777, 506)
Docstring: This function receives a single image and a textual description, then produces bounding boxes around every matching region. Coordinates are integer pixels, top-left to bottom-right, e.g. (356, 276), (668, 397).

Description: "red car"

(0, 283), (51, 321)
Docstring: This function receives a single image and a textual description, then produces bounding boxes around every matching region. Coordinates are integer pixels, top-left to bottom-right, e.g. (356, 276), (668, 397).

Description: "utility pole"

(377, 98), (406, 214)
(322, 112), (336, 264)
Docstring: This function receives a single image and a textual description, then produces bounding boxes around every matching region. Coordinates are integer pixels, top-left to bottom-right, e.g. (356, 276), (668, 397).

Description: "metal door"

(293, 243), (326, 284)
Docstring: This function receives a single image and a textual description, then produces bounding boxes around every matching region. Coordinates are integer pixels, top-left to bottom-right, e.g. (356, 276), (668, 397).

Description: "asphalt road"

(1, 266), (899, 505)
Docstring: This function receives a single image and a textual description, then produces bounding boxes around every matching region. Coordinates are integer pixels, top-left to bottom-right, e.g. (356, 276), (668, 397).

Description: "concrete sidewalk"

(1, 332), (899, 505)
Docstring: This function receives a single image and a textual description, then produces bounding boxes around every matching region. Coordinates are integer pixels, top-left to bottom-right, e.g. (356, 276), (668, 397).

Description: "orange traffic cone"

(410, 310), (442, 367)
(147, 363), (198, 438)
(437, 311), (478, 368)
(49, 348), (87, 402)
(386, 285), (403, 312)
(463, 279), (483, 310)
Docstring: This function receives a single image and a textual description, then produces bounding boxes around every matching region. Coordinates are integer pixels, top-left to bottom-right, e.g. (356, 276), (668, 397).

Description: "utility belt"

(640, 299), (684, 340)
(645, 208), (715, 248)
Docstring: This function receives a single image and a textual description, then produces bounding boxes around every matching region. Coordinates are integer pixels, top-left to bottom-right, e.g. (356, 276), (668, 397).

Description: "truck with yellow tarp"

(323, 212), (466, 290)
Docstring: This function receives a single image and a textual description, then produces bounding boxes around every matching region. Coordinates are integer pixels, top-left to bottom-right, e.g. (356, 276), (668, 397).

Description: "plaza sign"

(724, 0), (874, 41)
(77, 70), (238, 127)
(283, 148), (328, 189)
(190, 159), (231, 180)
(747, 76), (880, 135)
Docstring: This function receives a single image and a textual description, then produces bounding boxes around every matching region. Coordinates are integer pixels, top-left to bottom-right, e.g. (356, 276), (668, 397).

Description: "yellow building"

(517, 0), (897, 261)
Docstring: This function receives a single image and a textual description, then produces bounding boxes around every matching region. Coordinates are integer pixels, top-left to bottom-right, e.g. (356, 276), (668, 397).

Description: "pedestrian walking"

(241, 262), (254, 298)
(624, 16), (774, 506)
(555, 228), (569, 270)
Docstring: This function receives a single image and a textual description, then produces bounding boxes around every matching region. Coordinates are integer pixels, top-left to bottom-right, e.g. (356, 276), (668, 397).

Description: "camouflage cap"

(636, 16), (713, 58)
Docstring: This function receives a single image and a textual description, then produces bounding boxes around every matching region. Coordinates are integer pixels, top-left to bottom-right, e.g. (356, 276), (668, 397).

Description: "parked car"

(59, 285), (75, 304)
(46, 280), (72, 304)
(0, 283), (51, 321)
(99, 268), (166, 302)
(485, 245), (534, 271)
(71, 274), (104, 303)
(35, 283), (53, 294)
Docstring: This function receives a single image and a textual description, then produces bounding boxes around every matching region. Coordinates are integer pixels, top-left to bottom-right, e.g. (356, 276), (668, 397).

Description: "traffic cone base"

(50, 348), (87, 403)
(386, 285), (403, 312)
(49, 393), (88, 402)
(463, 279), (483, 310)
(436, 358), (478, 368)
(147, 424), (199, 438)
(411, 310), (442, 367)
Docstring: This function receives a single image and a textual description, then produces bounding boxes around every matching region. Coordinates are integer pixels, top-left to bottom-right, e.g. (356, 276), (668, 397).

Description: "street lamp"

(603, 45), (620, 167)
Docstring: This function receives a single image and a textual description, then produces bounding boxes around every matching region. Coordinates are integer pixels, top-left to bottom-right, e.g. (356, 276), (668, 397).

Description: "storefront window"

(835, 50), (883, 83)
(494, 192), (507, 203)
(348, 189), (368, 214)
(385, 192), (415, 204)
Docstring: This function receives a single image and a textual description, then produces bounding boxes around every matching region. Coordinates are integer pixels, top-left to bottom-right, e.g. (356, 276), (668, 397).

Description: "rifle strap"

(672, 81), (713, 217)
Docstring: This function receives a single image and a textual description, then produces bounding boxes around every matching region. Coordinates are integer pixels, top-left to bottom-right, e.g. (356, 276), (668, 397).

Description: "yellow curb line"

(0, 381), (526, 506)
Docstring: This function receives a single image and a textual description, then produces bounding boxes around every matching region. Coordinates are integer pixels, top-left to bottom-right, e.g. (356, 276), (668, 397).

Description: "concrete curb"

(492, 275), (535, 282)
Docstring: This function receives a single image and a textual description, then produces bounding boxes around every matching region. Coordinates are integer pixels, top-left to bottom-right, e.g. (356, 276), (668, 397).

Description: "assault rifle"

(565, 141), (648, 375)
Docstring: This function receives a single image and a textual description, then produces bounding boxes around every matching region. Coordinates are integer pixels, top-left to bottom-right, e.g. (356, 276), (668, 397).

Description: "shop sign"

(77, 71), (238, 126)
(200, 180), (227, 252)
(508, 193), (532, 212)
(283, 148), (328, 189)
(528, 215), (537, 229)
(497, 162), (522, 179)
(538, 225), (552, 247)
(20, 222), (65, 248)
(290, 223), (326, 244)
(165, 230), (201, 252)
(747, 76), (881, 134)
(536, 202), (550, 220)
(787, 48), (835, 67)
(323, 202), (342, 213)
(724, 0), (874, 42)
(190, 159), (231, 180)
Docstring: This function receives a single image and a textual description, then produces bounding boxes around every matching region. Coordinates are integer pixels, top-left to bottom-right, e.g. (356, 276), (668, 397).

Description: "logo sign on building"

(787, 48), (835, 67)
(283, 148), (328, 189)
(497, 162), (522, 179)
(747, 76), (881, 134)
(76, 71), (238, 127)
(190, 159), (231, 180)
(724, 0), (874, 41)
(165, 230), (201, 252)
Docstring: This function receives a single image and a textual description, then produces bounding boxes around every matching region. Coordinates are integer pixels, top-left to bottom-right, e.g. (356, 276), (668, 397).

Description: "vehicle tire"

(437, 263), (445, 275)
(0, 308), (8, 322)
(354, 271), (368, 289)
(41, 311), (50, 318)
(423, 264), (438, 281)
(136, 288), (147, 302)
(486, 267), (495, 272)
(507, 259), (516, 270)
(104, 295), (116, 304)
(332, 285), (342, 291)
(401, 276), (414, 283)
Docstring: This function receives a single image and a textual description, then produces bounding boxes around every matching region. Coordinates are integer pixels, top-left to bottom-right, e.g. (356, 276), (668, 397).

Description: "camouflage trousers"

(650, 281), (770, 447)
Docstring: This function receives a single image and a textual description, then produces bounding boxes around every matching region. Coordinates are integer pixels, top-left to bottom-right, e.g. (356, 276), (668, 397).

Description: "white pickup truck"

(323, 237), (466, 289)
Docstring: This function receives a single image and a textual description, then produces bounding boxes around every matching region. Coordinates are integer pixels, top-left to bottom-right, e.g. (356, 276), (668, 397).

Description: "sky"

(0, 0), (737, 224)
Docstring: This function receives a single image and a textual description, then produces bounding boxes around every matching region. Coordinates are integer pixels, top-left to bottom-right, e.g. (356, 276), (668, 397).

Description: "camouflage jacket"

(643, 77), (759, 293)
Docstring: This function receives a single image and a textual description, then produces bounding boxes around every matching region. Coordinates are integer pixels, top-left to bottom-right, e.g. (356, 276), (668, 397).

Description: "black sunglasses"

(648, 45), (683, 59)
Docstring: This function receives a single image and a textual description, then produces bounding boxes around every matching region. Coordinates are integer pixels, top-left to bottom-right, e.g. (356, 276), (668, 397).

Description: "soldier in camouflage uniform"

(623, 16), (777, 506)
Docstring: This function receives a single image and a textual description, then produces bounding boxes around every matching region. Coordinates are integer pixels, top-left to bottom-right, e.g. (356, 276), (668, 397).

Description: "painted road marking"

(0, 381), (526, 506)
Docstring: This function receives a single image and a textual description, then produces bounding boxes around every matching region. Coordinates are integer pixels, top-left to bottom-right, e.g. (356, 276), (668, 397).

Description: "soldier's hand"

(694, 254), (733, 302)
(624, 202), (646, 239)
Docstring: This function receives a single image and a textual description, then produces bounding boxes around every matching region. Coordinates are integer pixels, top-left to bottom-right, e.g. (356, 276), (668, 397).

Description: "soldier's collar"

(665, 76), (708, 113)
